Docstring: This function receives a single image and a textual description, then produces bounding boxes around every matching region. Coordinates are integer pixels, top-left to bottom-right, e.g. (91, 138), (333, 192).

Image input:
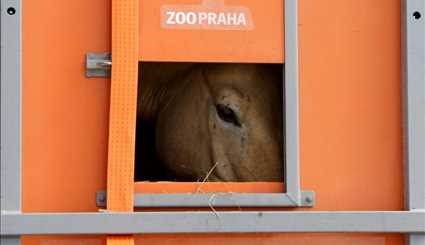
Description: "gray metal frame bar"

(1, 211), (424, 235)
(1, 0), (22, 214)
(1, 0), (21, 245)
(96, 191), (315, 208)
(283, 0), (301, 206)
(403, 0), (425, 245)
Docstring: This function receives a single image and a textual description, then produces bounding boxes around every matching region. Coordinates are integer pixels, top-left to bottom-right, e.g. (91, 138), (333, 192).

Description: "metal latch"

(86, 52), (111, 78)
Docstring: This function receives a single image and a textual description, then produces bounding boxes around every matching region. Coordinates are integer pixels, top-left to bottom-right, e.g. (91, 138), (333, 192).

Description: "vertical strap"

(106, 0), (139, 244)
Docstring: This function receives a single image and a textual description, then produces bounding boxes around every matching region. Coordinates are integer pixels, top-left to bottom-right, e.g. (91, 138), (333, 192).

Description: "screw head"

(98, 195), (106, 203)
(305, 196), (312, 203)
(7, 7), (16, 15)
(413, 11), (422, 20)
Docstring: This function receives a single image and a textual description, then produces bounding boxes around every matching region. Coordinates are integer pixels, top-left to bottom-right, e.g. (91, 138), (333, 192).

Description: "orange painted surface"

(22, 0), (403, 244)
(22, 0), (110, 213)
(134, 182), (284, 193)
(140, 0), (284, 63)
(22, 234), (404, 245)
(298, 0), (403, 211)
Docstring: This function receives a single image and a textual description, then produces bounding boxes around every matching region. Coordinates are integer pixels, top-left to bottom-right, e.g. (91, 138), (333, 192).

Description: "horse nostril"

(215, 104), (241, 127)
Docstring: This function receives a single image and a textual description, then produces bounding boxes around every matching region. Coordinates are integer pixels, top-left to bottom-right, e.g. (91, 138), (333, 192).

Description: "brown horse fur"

(135, 62), (283, 182)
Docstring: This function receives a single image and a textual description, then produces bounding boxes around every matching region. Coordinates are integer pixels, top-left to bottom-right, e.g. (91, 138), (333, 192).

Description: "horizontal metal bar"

(96, 191), (315, 208)
(1, 211), (424, 235)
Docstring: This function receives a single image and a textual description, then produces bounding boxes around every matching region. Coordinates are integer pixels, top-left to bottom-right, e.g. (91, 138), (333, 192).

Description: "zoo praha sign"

(161, 0), (254, 30)
(140, 0), (282, 62)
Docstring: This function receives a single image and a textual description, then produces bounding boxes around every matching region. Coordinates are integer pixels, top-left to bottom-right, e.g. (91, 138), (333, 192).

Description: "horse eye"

(215, 104), (241, 127)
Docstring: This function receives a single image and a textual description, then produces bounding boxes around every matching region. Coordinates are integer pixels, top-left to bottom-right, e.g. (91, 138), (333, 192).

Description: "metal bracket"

(96, 190), (315, 208)
(86, 52), (111, 78)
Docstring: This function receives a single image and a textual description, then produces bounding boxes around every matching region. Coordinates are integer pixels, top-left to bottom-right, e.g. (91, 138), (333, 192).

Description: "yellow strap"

(106, 0), (139, 243)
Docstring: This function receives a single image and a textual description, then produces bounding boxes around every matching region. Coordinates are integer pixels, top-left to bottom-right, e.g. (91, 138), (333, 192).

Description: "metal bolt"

(7, 7), (16, 15)
(305, 196), (312, 204)
(98, 194), (106, 203)
(413, 11), (422, 20)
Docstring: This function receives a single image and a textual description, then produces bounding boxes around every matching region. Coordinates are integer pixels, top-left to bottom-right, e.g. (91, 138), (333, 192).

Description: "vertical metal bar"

(1, 0), (22, 244)
(1, 0), (22, 211)
(402, 0), (425, 244)
(284, 0), (301, 205)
